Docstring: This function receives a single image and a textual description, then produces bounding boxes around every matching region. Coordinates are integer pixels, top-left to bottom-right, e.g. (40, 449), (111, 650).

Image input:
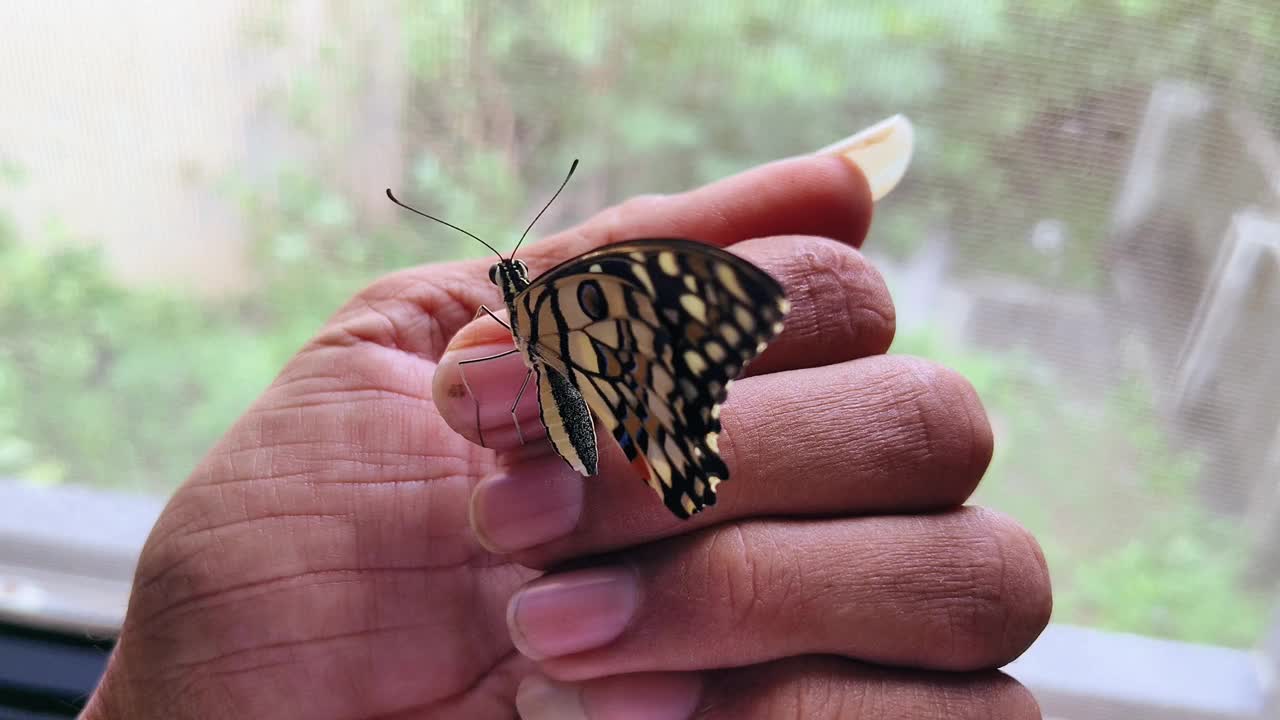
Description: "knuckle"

(703, 525), (788, 631)
(989, 510), (1054, 656)
(934, 538), (1012, 667)
(316, 272), (453, 353)
(895, 358), (994, 501)
(926, 509), (1051, 669)
(797, 241), (895, 347)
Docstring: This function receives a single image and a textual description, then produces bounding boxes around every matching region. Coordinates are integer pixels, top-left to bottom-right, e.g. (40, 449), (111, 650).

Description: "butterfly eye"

(514, 260), (529, 276)
(487, 264), (500, 285)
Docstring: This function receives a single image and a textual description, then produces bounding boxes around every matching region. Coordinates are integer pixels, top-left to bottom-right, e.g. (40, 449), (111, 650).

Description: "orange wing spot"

(628, 453), (662, 498)
(629, 453), (651, 481)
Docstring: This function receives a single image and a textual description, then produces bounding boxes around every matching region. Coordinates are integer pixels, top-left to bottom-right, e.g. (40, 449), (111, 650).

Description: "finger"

(517, 151), (874, 273)
(503, 508), (1051, 678)
(465, 353), (990, 562)
(516, 661), (1040, 720)
(428, 151), (875, 358)
(433, 232), (896, 447)
(732, 235), (895, 377)
(327, 139), (878, 361)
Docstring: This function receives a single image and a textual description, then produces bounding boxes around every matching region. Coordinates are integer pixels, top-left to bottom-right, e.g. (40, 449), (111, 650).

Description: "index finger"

(518, 150), (874, 273)
(338, 117), (907, 360)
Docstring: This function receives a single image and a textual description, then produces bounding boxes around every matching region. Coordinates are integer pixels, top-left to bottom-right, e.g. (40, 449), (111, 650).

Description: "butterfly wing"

(511, 239), (789, 519)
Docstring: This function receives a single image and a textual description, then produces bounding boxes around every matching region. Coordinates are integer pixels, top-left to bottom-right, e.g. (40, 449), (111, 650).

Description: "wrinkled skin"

(84, 156), (1050, 720)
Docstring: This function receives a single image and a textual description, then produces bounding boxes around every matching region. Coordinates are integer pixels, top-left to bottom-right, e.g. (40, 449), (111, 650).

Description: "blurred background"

(2, 2), (1278, 717)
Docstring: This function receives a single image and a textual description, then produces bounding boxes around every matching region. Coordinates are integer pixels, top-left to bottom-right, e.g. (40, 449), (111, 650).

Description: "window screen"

(1, 2), (1277, 715)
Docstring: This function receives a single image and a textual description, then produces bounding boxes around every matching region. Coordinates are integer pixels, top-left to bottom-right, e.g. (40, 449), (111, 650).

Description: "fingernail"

(517, 675), (588, 720)
(517, 673), (701, 720)
(508, 566), (638, 660)
(815, 114), (915, 202)
(471, 457), (584, 553)
(433, 342), (542, 448)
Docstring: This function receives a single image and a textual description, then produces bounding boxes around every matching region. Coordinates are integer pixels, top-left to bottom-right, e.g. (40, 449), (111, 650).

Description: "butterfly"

(387, 160), (789, 519)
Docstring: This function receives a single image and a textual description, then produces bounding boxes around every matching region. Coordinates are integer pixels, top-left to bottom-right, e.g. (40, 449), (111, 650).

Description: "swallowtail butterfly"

(387, 160), (789, 519)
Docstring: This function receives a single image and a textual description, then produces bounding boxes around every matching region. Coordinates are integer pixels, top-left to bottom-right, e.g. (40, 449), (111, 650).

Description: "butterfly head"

(386, 158), (577, 305)
(488, 258), (531, 302)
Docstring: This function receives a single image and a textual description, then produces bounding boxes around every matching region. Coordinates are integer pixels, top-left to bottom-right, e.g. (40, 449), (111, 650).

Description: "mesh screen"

(1, 1), (1278, 712)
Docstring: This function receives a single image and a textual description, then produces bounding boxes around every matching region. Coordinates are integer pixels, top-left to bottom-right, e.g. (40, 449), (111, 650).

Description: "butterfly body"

(485, 239), (789, 519)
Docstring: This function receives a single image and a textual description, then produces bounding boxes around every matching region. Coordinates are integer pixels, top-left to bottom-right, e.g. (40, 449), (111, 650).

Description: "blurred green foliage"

(3, 1), (1277, 643)
(893, 328), (1268, 647)
(0, 216), (294, 492)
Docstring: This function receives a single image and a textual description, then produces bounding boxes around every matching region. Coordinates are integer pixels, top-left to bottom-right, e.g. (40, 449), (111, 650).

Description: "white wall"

(1, 2), (268, 293)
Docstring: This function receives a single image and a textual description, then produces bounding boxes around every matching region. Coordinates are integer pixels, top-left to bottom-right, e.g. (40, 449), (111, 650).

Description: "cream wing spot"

(734, 305), (756, 331)
(587, 321), (620, 348)
(651, 364), (676, 398)
(680, 493), (697, 515)
(631, 322), (657, 355)
(596, 380), (621, 406)
(684, 350), (708, 374)
(631, 263), (655, 294)
(649, 392), (676, 426)
(658, 251), (680, 276)
(715, 262), (751, 302)
(663, 434), (684, 465)
(722, 324), (741, 346)
(679, 293), (708, 323)
(568, 332), (600, 372)
(635, 298), (660, 326)
(650, 455), (673, 487)
(705, 341), (727, 362)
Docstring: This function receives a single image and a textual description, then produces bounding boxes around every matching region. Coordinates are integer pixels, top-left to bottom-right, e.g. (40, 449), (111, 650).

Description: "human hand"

(84, 138), (1050, 719)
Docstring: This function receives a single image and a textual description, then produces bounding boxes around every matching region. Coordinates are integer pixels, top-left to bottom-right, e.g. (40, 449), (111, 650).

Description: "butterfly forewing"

(511, 239), (789, 519)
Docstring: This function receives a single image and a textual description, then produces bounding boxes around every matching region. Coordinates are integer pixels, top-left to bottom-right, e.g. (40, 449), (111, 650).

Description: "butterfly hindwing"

(512, 239), (789, 519)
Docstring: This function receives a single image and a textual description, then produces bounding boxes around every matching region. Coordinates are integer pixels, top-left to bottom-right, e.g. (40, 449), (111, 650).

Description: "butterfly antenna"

(510, 158), (578, 259)
(385, 188), (504, 261)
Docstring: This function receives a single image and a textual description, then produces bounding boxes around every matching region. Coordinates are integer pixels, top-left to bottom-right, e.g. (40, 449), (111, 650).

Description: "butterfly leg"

(458, 348), (518, 448)
(474, 304), (509, 329)
(510, 369), (533, 446)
